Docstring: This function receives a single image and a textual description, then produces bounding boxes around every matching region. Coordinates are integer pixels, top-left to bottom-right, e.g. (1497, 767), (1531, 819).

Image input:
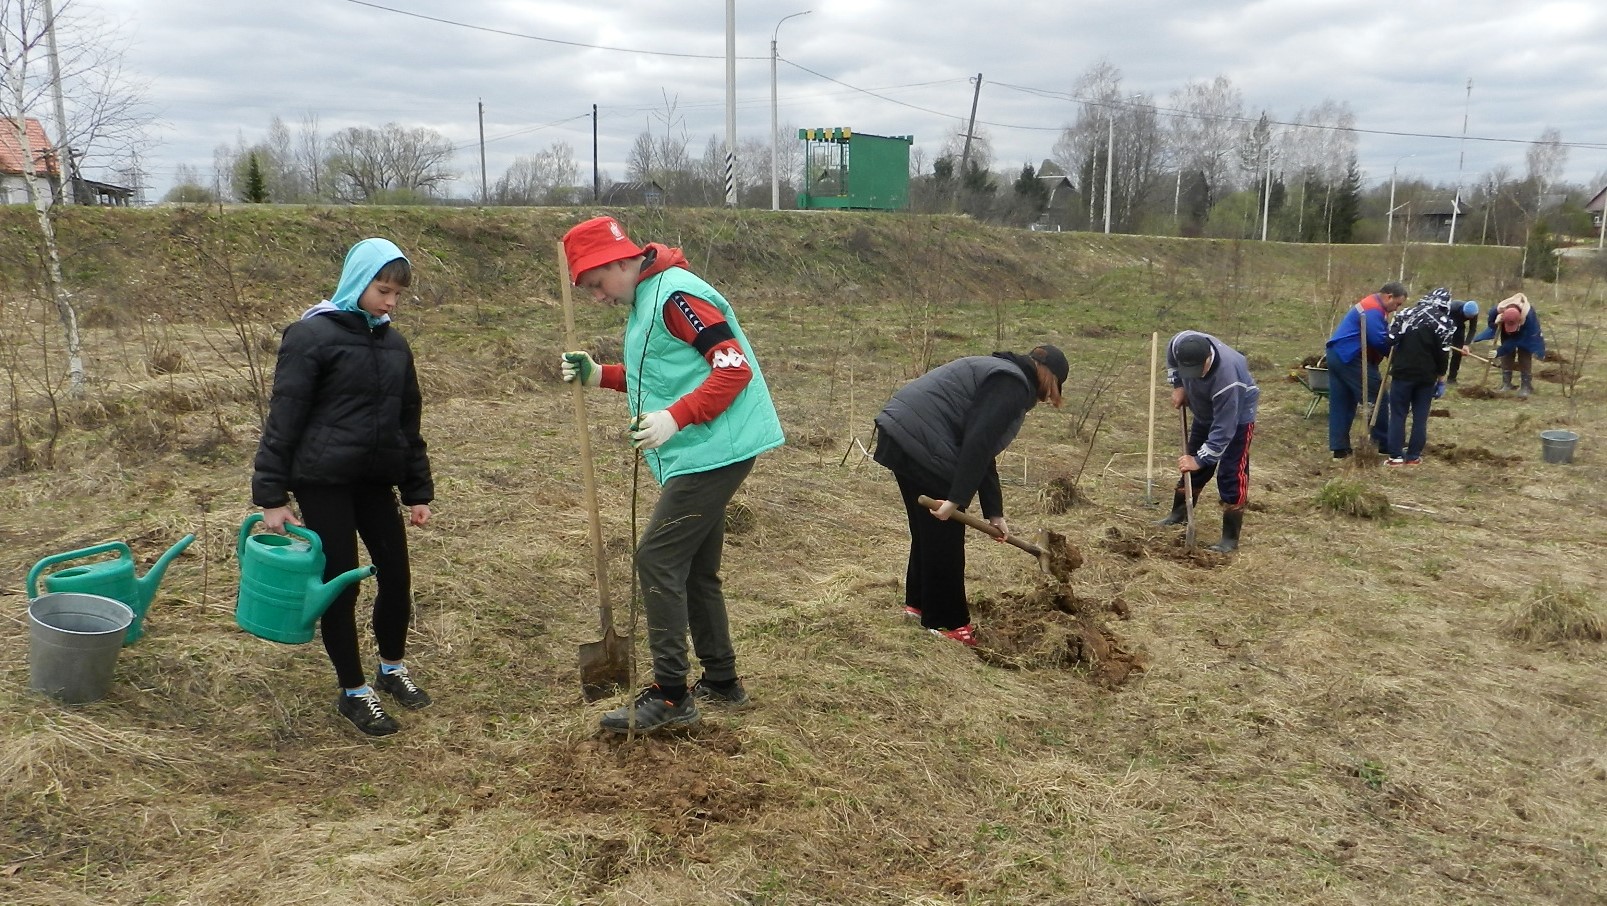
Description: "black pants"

(296, 484), (413, 689)
(893, 470), (970, 631)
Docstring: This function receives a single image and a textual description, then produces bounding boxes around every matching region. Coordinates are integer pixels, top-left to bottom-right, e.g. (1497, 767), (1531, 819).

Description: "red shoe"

(929, 624), (978, 647)
(902, 605), (923, 618)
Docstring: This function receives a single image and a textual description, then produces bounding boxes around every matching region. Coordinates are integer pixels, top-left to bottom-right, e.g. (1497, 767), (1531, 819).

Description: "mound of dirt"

(971, 580), (1144, 687)
(1425, 441), (1521, 465)
(1099, 525), (1225, 568)
(1457, 385), (1500, 400)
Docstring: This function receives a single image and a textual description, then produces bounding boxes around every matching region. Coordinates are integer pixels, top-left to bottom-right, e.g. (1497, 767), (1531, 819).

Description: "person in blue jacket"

(1156, 332), (1259, 553)
(1324, 281), (1408, 459)
(560, 215), (785, 734)
(1473, 292), (1546, 397)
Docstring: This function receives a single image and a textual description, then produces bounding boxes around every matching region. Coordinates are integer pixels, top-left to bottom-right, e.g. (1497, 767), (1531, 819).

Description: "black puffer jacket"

(252, 310), (433, 508)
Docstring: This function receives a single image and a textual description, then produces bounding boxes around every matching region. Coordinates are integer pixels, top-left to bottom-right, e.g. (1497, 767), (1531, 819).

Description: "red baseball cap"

(562, 216), (644, 283)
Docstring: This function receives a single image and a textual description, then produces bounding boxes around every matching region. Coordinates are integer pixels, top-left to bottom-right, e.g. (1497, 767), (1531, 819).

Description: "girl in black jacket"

(251, 238), (435, 737)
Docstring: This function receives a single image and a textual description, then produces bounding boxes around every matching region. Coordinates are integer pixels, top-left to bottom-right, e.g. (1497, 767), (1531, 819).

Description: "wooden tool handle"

(916, 495), (1045, 557)
(558, 242), (613, 631)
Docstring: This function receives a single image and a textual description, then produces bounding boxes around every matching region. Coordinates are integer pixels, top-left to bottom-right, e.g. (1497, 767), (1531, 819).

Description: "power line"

(342, 0), (767, 61)
(988, 80), (1607, 153)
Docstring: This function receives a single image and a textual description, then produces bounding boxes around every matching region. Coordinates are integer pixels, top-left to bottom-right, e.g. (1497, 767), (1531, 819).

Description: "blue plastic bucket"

(28, 592), (134, 704)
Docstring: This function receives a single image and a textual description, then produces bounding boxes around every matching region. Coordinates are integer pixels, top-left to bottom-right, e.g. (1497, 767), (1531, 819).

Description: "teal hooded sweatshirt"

(302, 237), (409, 326)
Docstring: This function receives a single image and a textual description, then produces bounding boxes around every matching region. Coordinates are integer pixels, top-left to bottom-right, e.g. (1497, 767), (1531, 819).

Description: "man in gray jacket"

(1155, 332), (1259, 553)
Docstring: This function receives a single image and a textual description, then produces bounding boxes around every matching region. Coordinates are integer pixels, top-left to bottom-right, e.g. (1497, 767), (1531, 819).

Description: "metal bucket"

(28, 592), (134, 704)
(1540, 430), (1579, 465)
(1304, 366), (1329, 392)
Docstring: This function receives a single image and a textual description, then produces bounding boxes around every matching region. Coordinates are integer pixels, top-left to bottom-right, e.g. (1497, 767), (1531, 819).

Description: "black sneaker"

(337, 689), (399, 736)
(1332, 449), (1352, 460)
(599, 684), (700, 733)
(691, 675), (751, 708)
(374, 665), (432, 709)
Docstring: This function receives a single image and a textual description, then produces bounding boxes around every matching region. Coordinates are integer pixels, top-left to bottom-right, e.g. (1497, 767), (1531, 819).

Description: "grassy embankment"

(1, 205), (1603, 905)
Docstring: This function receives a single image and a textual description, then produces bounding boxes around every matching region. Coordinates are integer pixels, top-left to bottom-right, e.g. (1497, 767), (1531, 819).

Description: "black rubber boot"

(1155, 490), (1189, 526)
(1208, 507), (1244, 553)
(1498, 370), (1515, 392)
(1518, 374), (1533, 398)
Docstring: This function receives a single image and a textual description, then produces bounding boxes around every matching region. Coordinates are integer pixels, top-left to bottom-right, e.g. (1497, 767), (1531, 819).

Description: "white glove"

(629, 410), (680, 450)
(560, 351), (601, 388)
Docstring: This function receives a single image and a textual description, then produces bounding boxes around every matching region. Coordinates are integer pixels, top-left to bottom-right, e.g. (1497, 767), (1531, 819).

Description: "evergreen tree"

(241, 154), (269, 203)
(1327, 158), (1362, 243)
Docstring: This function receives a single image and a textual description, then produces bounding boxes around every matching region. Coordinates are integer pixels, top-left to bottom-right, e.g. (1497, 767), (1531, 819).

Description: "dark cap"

(1379, 281), (1409, 298)
(1030, 344), (1069, 391)
(1174, 335), (1213, 379)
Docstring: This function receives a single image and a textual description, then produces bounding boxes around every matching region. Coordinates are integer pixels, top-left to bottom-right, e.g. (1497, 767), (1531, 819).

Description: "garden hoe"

(916, 494), (1073, 581)
(559, 243), (631, 702)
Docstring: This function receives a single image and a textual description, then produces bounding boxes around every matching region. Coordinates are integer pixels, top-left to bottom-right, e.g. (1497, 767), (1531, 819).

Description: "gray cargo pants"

(638, 457), (755, 688)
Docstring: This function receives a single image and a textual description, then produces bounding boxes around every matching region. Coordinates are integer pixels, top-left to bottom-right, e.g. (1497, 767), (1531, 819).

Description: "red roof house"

(0, 117), (61, 178)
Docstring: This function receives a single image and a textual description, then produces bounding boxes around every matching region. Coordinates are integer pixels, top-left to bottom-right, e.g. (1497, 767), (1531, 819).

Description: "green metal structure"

(797, 127), (913, 211)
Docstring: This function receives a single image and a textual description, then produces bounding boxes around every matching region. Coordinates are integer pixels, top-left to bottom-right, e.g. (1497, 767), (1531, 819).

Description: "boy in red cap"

(559, 216), (784, 733)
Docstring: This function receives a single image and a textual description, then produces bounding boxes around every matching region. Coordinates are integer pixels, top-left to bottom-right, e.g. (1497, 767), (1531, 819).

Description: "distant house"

(1030, 159), (1076, 230)
(600, 180), (664, 207)
(1585, 186), (1607, 229)
(1416, 196), (1473, 241)
(0, 117), (63, 204)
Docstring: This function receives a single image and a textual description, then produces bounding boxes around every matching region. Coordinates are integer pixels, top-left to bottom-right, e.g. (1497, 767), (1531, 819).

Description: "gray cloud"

(87, 0), (1607, 199)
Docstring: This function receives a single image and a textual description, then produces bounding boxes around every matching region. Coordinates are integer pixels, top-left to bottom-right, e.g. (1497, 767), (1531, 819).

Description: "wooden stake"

(1146, 331), (1158, 504)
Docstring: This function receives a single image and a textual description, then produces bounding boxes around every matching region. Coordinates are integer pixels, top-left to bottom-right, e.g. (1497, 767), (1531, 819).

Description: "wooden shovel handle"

(916, 495), (1046, 557)
(558, 242), (613, 633)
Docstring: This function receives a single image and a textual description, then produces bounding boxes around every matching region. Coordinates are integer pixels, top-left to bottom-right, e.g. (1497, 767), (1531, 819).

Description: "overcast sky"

(79, 0), (1607, 202)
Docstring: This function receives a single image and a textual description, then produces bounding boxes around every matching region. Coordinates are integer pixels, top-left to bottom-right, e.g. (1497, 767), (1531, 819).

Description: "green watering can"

(235, 514), (375, 644)
(27, 535), (196, 646)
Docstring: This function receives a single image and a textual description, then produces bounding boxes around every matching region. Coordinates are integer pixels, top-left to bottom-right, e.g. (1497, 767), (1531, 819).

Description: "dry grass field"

(1, 207), (1604, 905)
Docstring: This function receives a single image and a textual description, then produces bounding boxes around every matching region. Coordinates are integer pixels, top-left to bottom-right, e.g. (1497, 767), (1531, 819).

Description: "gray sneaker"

(690, 675), (750, 708)
(599, 685), (700, 733)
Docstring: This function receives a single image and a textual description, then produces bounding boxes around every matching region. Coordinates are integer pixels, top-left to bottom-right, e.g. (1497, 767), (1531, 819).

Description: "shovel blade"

(579, 626), (631, 702)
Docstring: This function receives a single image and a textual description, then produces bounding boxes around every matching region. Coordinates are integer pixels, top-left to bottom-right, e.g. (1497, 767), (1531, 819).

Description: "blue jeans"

(1387, 379), (1435, 461)
(1327, 357), (1388, 454)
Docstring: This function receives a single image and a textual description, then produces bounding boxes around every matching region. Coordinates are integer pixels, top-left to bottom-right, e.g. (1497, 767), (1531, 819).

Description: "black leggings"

(295, 484), (413, 689)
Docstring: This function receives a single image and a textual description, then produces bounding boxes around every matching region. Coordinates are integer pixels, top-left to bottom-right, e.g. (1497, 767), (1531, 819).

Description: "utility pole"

(43, 0), (72, 204)
(723, 0), (737, 207)
(1448, 78), (1471, 245)
(1103, 107), (1114, 234)
(592, 104), (599, 202)
(955, 73), (982, 212)
(477, 100), (488, 204)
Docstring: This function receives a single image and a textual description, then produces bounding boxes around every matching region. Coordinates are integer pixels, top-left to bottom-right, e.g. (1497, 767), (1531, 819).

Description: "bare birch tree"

(1167, 75), (1246, 212)
(0, 0), (150, 396)
(1525, 127), (1567, 209)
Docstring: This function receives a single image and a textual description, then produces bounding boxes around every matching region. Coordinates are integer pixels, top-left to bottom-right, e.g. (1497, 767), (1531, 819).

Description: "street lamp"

(1387, 153), (1415, 244)
(771, 10), (811, 212)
